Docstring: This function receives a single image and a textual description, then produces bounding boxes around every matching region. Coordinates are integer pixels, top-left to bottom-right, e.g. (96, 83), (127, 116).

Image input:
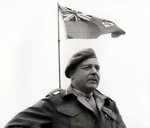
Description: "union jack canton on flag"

(59, 5), (125, 39)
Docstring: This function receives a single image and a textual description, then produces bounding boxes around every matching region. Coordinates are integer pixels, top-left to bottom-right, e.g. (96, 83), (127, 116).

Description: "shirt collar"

(73, 87), (94, 98)
(64, 85), (94, 98)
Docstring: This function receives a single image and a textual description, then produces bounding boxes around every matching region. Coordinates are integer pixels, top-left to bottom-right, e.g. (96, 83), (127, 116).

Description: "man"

(5, 48), (126, 128)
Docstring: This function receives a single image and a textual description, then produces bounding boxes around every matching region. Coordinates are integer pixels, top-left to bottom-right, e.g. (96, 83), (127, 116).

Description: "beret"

(65, 48), (97, 78)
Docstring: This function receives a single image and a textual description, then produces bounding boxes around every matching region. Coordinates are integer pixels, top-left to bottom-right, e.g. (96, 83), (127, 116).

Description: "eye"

(82, 66), (90, 70)
(82, 65), (91, 70)
(95, 66), (100, 71)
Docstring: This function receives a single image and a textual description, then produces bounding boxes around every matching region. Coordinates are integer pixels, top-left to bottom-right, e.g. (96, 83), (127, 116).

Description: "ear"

(70, 73), (74, 80)
(69, 70), (75, 80)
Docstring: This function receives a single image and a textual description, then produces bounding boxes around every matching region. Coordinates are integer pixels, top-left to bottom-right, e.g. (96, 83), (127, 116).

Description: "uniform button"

(105, 113), (108, 118)
(92, 120), (95, 123)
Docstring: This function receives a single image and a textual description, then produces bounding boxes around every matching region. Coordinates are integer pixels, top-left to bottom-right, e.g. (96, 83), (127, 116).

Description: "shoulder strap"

(46, 88), (63, 97)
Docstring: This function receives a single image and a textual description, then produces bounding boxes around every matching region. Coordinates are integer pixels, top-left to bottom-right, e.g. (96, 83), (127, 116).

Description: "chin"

(88, 84), (98, 91)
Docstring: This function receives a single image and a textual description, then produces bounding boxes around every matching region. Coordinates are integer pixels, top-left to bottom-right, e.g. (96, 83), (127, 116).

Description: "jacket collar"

(63, 85), (107, 99)
(62, 85), (108, 111)
(65, 85), (93, 97)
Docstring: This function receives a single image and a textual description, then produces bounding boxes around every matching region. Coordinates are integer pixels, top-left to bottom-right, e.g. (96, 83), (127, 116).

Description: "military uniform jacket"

(5, 86), (126, 128)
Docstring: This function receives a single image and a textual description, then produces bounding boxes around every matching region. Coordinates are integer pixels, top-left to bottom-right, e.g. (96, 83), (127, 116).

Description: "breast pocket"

(57, 106), (95, 128)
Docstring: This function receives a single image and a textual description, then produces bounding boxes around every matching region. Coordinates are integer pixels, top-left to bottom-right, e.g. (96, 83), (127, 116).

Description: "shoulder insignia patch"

(46, 88), (62, 97)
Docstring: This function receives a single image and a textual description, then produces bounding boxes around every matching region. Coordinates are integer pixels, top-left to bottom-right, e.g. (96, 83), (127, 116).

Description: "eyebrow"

(81, 64), (100, 68)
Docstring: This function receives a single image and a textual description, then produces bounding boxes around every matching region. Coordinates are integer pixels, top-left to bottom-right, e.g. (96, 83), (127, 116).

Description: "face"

(71, 58), (100, 94)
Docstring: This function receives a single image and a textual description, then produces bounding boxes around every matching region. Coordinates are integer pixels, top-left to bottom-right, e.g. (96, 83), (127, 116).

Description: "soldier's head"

(65, 48), (100, 93)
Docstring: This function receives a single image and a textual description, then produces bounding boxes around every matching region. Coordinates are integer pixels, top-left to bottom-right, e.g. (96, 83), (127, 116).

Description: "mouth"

(88, 78), (98, 83)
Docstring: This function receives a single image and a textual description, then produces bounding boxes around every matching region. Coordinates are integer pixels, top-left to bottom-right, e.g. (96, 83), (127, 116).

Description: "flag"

(59, 5), (125, 39)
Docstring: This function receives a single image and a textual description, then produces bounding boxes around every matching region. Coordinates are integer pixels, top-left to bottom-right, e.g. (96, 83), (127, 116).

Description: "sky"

(0, 0), (150, 128)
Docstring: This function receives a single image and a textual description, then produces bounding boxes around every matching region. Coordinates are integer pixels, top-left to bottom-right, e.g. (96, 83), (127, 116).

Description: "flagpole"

(57, 3), (61, 89)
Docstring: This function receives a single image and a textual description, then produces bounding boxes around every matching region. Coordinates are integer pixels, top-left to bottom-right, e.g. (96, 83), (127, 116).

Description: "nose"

(91, 66), (98, 74)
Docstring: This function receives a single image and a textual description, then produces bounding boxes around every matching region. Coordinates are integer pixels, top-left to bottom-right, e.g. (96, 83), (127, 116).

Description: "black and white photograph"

(0, 0), (150, 128)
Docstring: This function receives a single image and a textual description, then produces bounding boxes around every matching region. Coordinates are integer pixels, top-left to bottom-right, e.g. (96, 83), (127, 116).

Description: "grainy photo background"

(0, 0), (150, 127)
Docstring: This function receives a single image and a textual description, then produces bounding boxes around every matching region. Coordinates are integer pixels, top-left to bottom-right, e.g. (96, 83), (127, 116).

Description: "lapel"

(77, 96), (93, 112)
(76, 90), (106, 118)
(93, 90), (106, 111)
(93, 90), (118, 120)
